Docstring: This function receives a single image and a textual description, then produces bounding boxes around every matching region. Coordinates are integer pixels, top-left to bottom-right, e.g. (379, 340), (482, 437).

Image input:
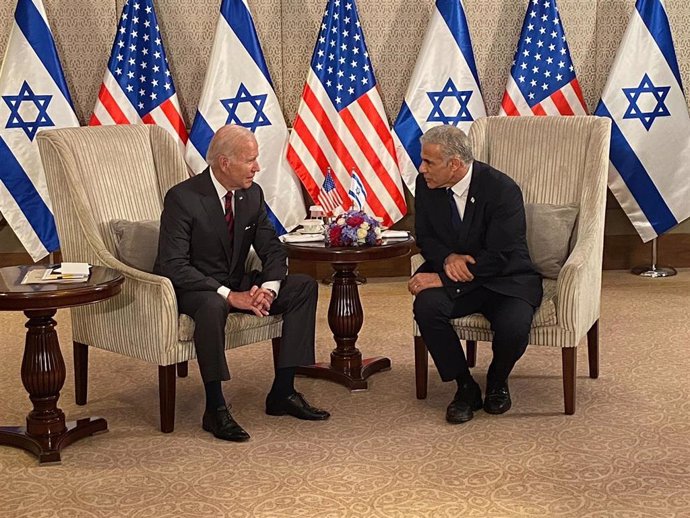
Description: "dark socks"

(204, 380), (226, 411)
(456, 370), (475, 391)
(269, 367), (296, 399)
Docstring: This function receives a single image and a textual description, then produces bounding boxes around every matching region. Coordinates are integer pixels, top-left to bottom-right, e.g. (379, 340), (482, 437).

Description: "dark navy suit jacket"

(414, 160), (542, 307)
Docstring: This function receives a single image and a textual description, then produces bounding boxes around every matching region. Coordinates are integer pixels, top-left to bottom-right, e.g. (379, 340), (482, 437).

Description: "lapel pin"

(470, 197), (475, 204)
(238, 196), (243, 201)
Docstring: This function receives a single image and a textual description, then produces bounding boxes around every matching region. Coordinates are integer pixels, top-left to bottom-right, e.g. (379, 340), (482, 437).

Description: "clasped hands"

(408, 253), (475, 296)
(227, 286), (275, 317)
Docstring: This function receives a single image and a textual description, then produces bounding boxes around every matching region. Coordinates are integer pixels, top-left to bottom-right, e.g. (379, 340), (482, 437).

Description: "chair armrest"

(70, 242), (181, 365)
(555, 227), (602, 334)
(411, 253), (425, 273)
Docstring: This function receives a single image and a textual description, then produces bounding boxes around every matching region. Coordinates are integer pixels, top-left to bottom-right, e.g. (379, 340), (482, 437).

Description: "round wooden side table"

(0, 265), (124, 464)
(284, 237), (414, 390)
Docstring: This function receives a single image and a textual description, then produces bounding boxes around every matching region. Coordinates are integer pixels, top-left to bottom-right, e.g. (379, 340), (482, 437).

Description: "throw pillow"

(524, 203), (579, 279)
(111, 219), (160, 273)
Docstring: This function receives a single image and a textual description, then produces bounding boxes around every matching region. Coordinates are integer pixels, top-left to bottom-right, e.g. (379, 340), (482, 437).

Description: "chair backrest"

(37, 125), (188, 263)
(469, 116), (610, 206)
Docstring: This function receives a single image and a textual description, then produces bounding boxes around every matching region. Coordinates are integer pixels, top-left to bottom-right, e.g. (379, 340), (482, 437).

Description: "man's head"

(206, 125), (260, 191)
(419, 125), (473, 189)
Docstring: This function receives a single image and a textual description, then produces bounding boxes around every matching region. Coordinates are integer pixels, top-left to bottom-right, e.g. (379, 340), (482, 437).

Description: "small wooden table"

(284, 237), (414, 390)
(0, 265), (124, 464)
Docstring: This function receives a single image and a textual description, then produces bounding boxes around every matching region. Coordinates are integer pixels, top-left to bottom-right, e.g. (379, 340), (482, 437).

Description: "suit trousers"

(178, 273), (318, 383)
(413, 285), (536, 388)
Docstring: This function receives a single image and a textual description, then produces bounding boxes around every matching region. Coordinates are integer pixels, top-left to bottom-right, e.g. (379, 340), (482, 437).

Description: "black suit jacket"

(154, 168), (287, 295)
(415, 160), (542, 307)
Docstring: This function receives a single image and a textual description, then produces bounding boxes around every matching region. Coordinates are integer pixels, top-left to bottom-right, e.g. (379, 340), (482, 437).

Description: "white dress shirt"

(209, 168), (281, 301)
(448, 161), (474, 219)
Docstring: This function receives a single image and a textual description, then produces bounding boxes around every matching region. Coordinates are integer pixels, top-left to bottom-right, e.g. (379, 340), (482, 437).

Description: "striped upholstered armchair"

(412, 116), (611, 414)
(37, 125), (283, 432)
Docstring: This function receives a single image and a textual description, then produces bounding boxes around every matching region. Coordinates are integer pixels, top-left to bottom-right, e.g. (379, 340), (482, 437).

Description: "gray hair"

(206, 125), (255, 168)
(419, 125), (473, 164)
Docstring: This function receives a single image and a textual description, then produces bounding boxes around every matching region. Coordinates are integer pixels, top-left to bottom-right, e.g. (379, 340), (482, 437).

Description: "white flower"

(361, 222), (370, 230)
(336, 217), (346, 226)
(357, 228), (368, 240)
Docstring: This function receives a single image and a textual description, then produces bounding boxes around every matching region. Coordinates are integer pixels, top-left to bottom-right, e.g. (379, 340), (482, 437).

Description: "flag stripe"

(499, 91), (519, 116)
(286, 141), (322, 195)
(597, 103), (677, 234)
(291, 115), (332, 185)
(357, 93), (398, 165)
(636, 0), (683, 88)
(159, 98), (188, 144)
(394, 101), (423, 171)
(96, 84), (130, 124)
(531, 103), (547, 116)
(188, 111), (215, 164)
(550, 90), (574, 115)
(437, 0), (480, 87)
(14, 0), (73, 107)
(0, 136), (58, 251)
(344, 101), (407, 213)
(219, 0), (272, 85)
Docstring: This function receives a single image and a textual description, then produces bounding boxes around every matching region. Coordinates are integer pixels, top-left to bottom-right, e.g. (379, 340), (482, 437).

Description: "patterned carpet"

(1, 271), (689, 517)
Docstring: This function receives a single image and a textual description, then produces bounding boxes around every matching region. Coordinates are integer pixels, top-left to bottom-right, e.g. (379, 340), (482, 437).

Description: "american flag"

(499, 0), (586, 116)
(286, 0), (407, 227)
(89, 0), (188, 151)
(318, 168), (344, 214)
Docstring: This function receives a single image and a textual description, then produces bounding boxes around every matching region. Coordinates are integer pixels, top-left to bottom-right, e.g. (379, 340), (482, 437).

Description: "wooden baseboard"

(603, 234), (690, 270)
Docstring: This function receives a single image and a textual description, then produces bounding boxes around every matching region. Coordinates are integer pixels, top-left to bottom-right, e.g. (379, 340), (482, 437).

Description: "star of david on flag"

(287, 0), (406, 227)
(220, 83), (270, 133)
(595, 0), (690, 242)
(0, 0), (79, 261)
(89, 0), (188, 155)
(348, 170), (367, 211)
(392, 0), (486, 195)
(499, 0), (587, 116)
(185, 0), (305, 235)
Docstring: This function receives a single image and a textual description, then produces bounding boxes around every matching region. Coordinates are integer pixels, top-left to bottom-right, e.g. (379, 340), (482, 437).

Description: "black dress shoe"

(484, 383), (512, 414)
(202, 406), (251, 442)
(266, 392), (330, 420)
(446, 380), (483, 424)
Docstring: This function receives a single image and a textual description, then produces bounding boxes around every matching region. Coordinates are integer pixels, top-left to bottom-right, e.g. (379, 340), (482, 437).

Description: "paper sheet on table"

(381, 230), (410, 239)
(280, 233), (325, 243)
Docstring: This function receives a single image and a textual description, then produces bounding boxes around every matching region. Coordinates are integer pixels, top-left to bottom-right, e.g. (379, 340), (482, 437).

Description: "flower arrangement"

(325, 210), (383, 247)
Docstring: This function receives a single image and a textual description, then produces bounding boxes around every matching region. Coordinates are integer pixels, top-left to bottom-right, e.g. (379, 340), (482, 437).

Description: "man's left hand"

(249, 285), (275, 314)
(408, 273), (442, 296)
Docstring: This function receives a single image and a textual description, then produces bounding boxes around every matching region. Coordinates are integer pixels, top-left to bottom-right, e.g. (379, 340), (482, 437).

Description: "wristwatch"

(266, 288), (277, 299)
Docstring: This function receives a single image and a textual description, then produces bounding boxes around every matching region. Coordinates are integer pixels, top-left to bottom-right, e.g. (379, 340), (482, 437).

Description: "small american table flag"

(89, 0), (188, 151)
(499, 0), (587, 116)
(318, 168), (344, 215)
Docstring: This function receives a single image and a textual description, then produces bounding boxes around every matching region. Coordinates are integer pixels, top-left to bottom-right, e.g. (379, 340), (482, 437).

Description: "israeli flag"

(348, 171), (367, 211)
(0, 0), (79, 261)
(186, 0), (305, 235)
(595, 0), (690, 242)
(392, 0), (486, 195)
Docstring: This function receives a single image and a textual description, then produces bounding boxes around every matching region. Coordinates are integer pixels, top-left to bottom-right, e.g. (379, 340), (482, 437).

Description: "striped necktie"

(224, 191), (234, 242)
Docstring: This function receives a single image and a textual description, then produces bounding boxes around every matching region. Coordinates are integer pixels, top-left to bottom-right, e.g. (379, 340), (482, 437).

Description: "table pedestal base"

(0, 417), (107, 464)
(297, 356), (391, 390)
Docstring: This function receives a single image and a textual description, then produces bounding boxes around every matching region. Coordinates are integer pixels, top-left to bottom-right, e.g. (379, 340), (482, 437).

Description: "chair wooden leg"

(73, 341), (88, 405)
(466, 340), (477, 368)
(271, 337), (282, 371)
(562, 347), (577, 415)
(176, 361), (188, 378)
(159, 365), (176, 433)
(414, 336), (428, 400)
(587, 319), (599, 379)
